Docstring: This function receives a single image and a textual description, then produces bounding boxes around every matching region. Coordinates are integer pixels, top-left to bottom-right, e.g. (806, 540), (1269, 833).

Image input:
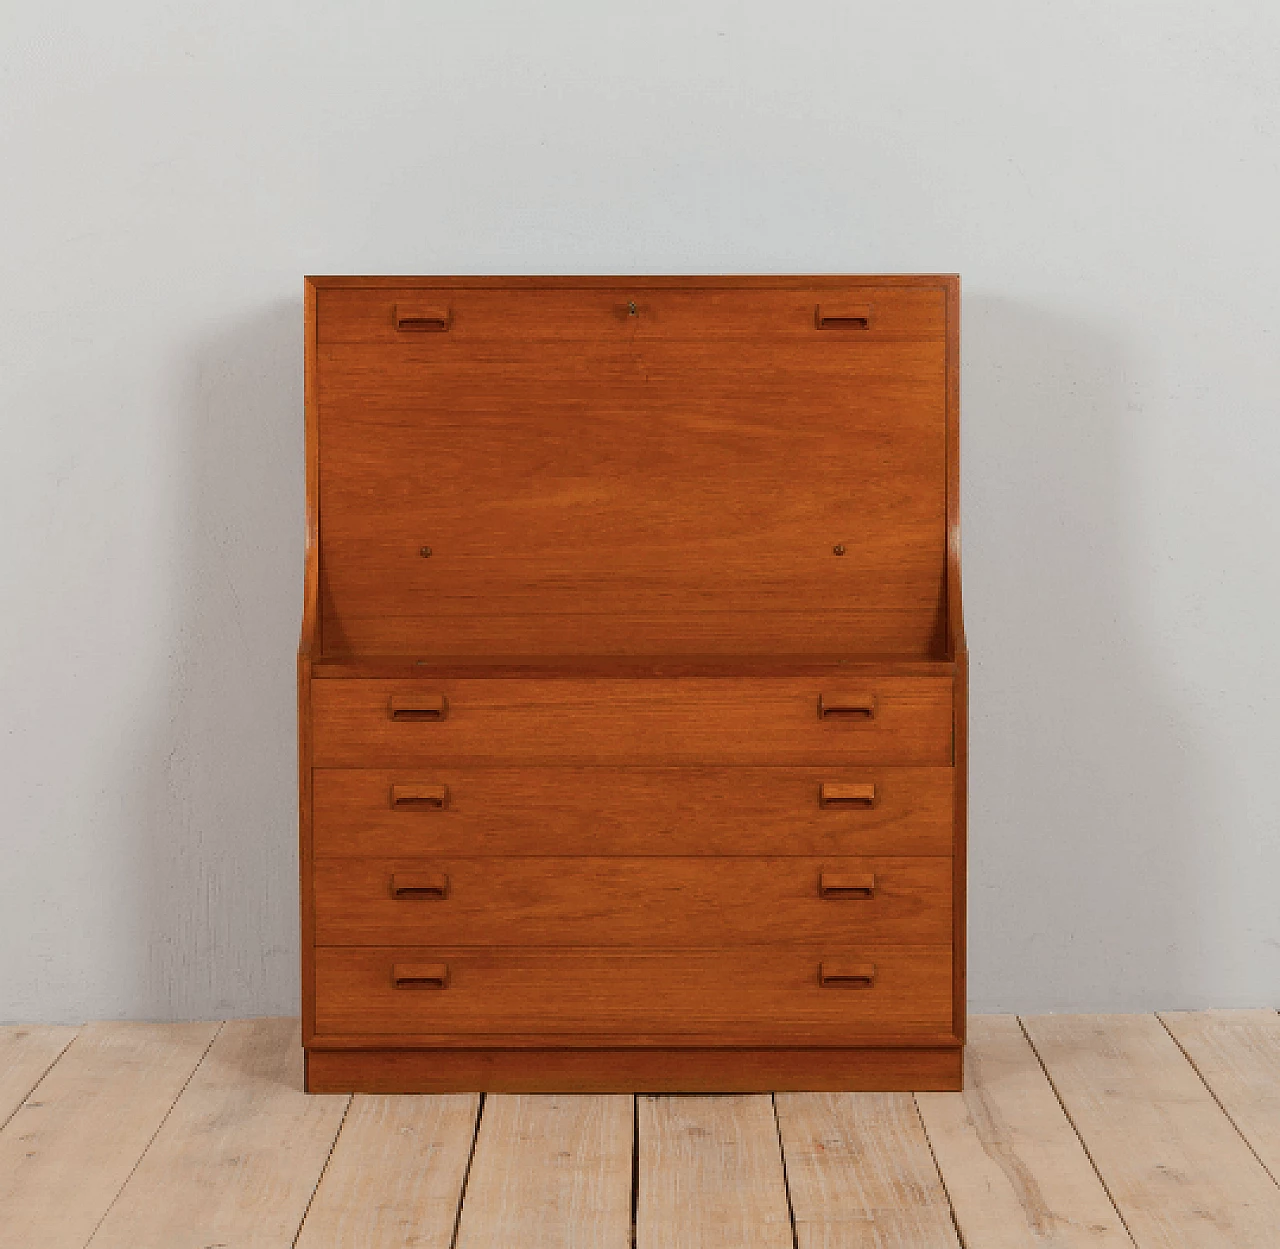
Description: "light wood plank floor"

(0, 1012), (1276, 1247)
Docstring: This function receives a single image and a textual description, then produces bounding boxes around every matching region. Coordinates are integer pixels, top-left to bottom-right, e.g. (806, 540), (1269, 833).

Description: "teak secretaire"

(299, 275), (966, 1093)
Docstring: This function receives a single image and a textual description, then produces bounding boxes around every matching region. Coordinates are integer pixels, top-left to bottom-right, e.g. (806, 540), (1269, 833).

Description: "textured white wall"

(2, 1), (1278, 1022)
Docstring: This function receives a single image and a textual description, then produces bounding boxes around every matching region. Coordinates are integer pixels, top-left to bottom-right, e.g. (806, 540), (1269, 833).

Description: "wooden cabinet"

(300, 275), (966, 1092)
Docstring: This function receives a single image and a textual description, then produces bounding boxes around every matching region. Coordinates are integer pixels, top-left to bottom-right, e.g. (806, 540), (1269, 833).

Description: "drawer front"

(312, 766), (955, 857)
(313, 857), (953, 947)
(310, 678), (953, 767)
(316, 284), (947, 346)
(313, 945), (954, 1044)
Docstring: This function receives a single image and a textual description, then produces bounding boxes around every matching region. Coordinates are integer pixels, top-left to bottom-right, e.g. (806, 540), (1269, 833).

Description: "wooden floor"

(1, 1013), (1278, 1247)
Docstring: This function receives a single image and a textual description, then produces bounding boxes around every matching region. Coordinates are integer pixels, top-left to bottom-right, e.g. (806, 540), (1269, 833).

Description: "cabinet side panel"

(300, 278), (319, 1046)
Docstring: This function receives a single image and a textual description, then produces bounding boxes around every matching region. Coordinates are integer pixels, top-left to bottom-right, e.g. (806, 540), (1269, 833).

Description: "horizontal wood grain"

(313, 856), (953, 946)
(313, 946), (954, 1045)
(311, 677), (953, 767)
(317, 330), (945, 658)
(310, 653), (959, 679)
(309, 274), (957, 290)
(305, 1045), (964, 1093)
(311, 766), (956, 857)
(301, 275), (964, 1091)
(316, 284), (946, 344)
(321, 609), (946, 658)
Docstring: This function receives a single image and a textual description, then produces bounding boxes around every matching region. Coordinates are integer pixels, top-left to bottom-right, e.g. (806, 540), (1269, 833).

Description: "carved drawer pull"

(819, 872), (876, 900)
(392, 962), (450, 989)
(817, 693), (877, 720)
(819, 782), (876, 809)
(394, 305), (451, 332)
(815, 305), (873, 330)
(390, 783), (449, 810)
(390, 872), (450, 900)
(818, 962), (876, 989)
(389, 694), (447, 721)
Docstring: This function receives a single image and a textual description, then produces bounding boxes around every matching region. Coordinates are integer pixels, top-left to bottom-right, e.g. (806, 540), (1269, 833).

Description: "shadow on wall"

(965, 295), (1208, 1014)
(130, 301), (303, 1020)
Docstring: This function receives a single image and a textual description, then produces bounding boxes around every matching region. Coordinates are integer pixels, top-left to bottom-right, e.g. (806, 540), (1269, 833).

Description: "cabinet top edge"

(305, 274), (960, 290)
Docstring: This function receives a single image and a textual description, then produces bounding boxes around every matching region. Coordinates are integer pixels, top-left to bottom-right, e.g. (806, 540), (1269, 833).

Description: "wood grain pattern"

(313, 946), (955, 1046)
(313, 856), (953, 947)
(305, 1046), (964, 1094)
(301, 275), (321, 1065)
(311, 766), (956, 858)
(454, 1094), (632, 1249)
(1022, 1013), (1280, 1248)
(0, 1021), (218, 1249)
(88, 1018), (348, 1249)
(637, 1094), (793, 1249)
(295, 1092), (480, 1248)
(316, 283), (946, 343)
(318, 338), (945, 658)
(301, 275), (964, 1089)
(311, 677), (953, 768)
(1160, 1009), (1280, 1183)
(314, 279), (949, 661)
(312, 653), (958, 679)
(916, 1015), (1133, 1247)
(0, 1024), (78, 1129)
(775, 1090), (960, 1248)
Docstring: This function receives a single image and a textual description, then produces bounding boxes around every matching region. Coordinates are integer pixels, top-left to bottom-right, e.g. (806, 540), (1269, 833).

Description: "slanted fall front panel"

(314, 282), (947, 658)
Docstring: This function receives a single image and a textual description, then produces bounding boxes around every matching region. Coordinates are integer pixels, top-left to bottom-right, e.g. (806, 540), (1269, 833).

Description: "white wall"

(3, 1), (1278, 1023)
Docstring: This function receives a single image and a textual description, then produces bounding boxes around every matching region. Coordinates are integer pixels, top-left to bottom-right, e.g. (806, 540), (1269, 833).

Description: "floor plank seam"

(769, 1093), (801, 1249)
(81, 1020), (227, 1249)
(630, 1094), (640, 1249)
(1156, 1012), (1280, 1191)
(290, 1087), (354, 1247)
(447, 1090), (486, 1249)
(910, 1092), (967, 1248)
(1016, 1016), (1141, 1249)
(0, 1028), (80, 1134)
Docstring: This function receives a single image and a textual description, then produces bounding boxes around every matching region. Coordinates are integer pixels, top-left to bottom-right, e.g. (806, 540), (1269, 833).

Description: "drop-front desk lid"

(305, 276), (960, 668)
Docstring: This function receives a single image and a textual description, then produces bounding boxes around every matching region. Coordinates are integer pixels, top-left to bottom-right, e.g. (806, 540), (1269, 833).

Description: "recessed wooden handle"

(394, 305), (451, 332)
(819, 962), (876, 988)
(390, 783), (449, 810)
(816, 305), (872, 330)
(390, 872), (450, 900)
(392, 962), (450, 989)
(819, 872), (877, 899)
(819, 782), (876, 809)
(817, 694), (877, 720)
(389, 694), (447, 721)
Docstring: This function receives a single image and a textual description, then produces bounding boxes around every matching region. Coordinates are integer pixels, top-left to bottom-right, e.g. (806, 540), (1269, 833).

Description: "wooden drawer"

(310, 678), (953, 767)
(313, 945), (954, 1044)
(312, 856), (953, 946)
(311, 766), (956, 857)
(316, 284), (947, 346)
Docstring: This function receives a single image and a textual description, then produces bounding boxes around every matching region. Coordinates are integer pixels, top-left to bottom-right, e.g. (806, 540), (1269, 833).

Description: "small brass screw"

(833, 544), (846, 556)
(419, 546), (432, 558)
